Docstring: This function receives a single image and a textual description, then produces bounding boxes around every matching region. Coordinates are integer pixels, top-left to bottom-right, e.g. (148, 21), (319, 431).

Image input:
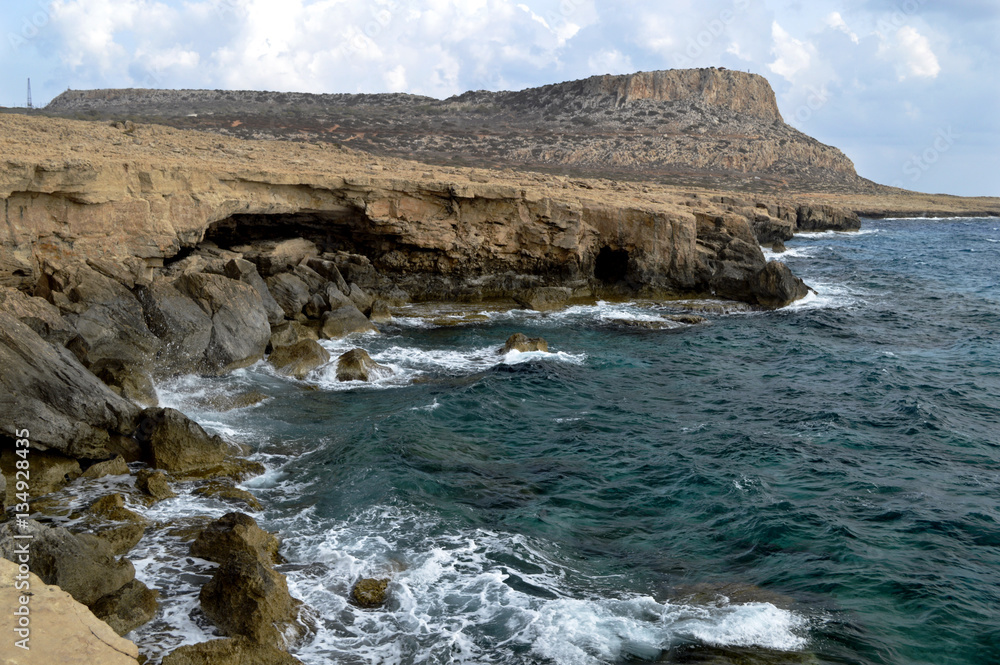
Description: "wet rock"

(514, 286), (573, 312)
(268, 339), (330, 380)
(335, 348), (391, 382)
(0, 312), (141, 459)
(81, 454), (130, 479)
(750, 261), (809, 309)
(320, 301), (378, 338)
(135, 280), (214, 375)
(199, 551), (308, 647)
(190, 512), (281, 565)
(0, 519), (135, 606)
(771, 240), (787, 253)
(499, 333), (549, 354)
(91, 358), (158, 407)
(666, 314), (708, 325)
(269, 320), (319, 349)
(181, 457), (266, 482)
(90, 578), (159, 636)
(0, 557), (141, 665)
(350, 577), (389, 608)
(199, 390), (270, 412)
(162, 637), (304, 665)
(606, 317), (682, 330)
(193, 482), (264, 511)
(266, 272), (311, 319)
(135, 468), (177, 502)
(94, 523), (146, 556)
(223, 258), (284, 325)
(1, 449), (81, 503)
(88, 493), (147, 524)
(174, 273), (271, 373)
(368, 299), (392, 324)
(135, 408), (232, 474)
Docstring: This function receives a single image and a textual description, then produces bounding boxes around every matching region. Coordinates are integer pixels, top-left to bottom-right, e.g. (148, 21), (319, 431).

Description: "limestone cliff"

(0, 114), (821, 308)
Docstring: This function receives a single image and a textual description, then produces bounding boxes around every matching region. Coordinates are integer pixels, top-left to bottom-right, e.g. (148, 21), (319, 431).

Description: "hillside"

(45, 69), (877, 194)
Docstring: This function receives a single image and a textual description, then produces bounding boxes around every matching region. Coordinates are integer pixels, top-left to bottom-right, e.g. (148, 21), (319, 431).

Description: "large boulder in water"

(0, 312), (140, 459)
(190, 512), (282, 565)
(199, 551), (308, 648)
(514, 286), (572, 312)
(750, 261), (810, 309)
(351, 577), (390, 608)
(336, 348), (391, 382)
(135, 407), (233, 474)
(162, 637), (304, 665)
(498, 333), (549, 354)
(0, 520), (135, 607)
(320, 301), (377, 338)
(89, 578), (159, 636)
(135, 279), (214, 375)
(268, 339), (330, 380)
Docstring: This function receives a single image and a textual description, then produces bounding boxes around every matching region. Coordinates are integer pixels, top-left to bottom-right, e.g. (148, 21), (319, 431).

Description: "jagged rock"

(514, 286), (573, 312)
(796, 204), (861, 232)
(193, 482), (264, 511)
(0, 519), (135, 606)
(771, 240), (787, 253)
(291, 264), (328, 294)
(223, 258), (284, 325)
(751, 261), (810, 309)
(751, 213), (795, 245)
(303, 292), (327, 319)
(94, 523), (146, 556)
(347, 283), (374, 313)
(81, 455), (130, 479)
(1, 449), (81, 503)
(269, 320), (319, 349)
(666, 314), (707, 325)
(88, 493), (147, 524)
(162, 637), (304, 665)
(135, 468), (177, 502)
(268, 339), (330, 380)
(199, 551), (307, 647)
(135, 279), (214, 375)
(174, 273), (271, 373)
(266, 272), (311, 319)
(499, 333), (549, 354)
(0, 557), (141, 665)
(368, 299), (392, 323)
(92, 358), (158, 407)
(304, 257), (350, 294)
(0, 285), (76, 345)
(135, 407), (232, 474)
(90, 578), (159, 636)
(335, 348), (391, 382)
(242, 238), (319, 277)
(350, 577), (389, 608)
(320, 301), (377, 338)
(190, 512), (281, 564)
(0, 312), (140, 458)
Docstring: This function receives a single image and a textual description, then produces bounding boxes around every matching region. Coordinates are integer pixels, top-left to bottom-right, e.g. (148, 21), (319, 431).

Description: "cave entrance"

(594, 246), (629, 284)
(203, 208), (373, 255)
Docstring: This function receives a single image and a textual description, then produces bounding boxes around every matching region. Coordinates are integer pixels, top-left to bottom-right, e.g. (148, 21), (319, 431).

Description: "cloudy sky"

(2, 0), (997, 196)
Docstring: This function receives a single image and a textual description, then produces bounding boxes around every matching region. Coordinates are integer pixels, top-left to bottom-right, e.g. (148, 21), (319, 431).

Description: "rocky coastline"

(0, 108), (947, 664)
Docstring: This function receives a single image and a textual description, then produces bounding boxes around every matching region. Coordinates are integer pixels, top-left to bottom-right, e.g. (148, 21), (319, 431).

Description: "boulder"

(223, 258), (284, 325)
(162, 637), (304, 665)
(81, 455), (130, 479)
(135, 280), (214, 375)
(751, 261), (810, 309)
(513, 286), (573, 312)
(0, 285), (76, 345)
(499, 333), (549, 354)
(335, 348), (391, 382)
(320, 301), (377, 338)
(190, 512), (281, 565)
(174, 273), (271, 373)
(0, 557), (141, 665)
(0, 312), (141, 459)
(303, 257), (350, 294)
(135, 468), (177, 502)
(303, 292), (328, 319)
(266, 273), (311, 319)
(88, 493), (147, 524)
(90, 578), (159, 636)
(135, 408), (232, 474)
(269, 320), (319, 349)
(268, 340), (330, 380)
(192, 482), (264, 512)
(1, 449), (81, 504)
(350, 577), (390, 608)
(347, 283), (374, 314)
(368, 299), (392, 324)
(771, 239), (787, 253)
(91, 358), (158, 407)
(243, 238), (319, 277)
(751, 213), (795, 245)
(94, 523), (146, 556)
(199, 390), (270, 412)
(199, 551), (307, 647)
(0, 519), (135, 607)
(290, 264), (328, 294)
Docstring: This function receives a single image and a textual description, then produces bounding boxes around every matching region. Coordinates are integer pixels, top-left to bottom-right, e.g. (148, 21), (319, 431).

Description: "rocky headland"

(1, 69), (998, 663)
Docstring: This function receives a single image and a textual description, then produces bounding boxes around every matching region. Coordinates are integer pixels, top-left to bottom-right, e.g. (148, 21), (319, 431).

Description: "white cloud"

(587, 49), (634, 75)
(894, 26), (941, 79)
(768, 21), (812, 81)
(824, 12), (858, 44)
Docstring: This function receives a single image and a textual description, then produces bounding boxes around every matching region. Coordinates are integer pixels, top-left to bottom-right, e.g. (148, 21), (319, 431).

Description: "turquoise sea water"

(133, 218), (1000, 664)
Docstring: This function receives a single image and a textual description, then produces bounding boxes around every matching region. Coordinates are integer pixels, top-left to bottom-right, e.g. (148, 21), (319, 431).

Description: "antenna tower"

(27, 79), (32, 109)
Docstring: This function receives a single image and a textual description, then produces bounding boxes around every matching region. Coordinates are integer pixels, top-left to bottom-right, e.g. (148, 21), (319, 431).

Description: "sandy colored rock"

(335, 348), (391, 382)
(90, 578), (159, 636)
(269, 320), (319, 348)
(268, 339), (330, 380)
(162, 637), (304, 665)
(351, 577), (390, 608)
(368, 299), (392, 324)
(514, 286), (573, 312)
(94, 523), (146, 556)
(0, 557), (140, 665)
(81, 454), (130, 479)
(89, 493), (148, 524)
(499, 333), (549, 354)
(321, 302), (377, 338)
(1, 448), (81, 504)
(193, 482), (264, 511)
(135, 468), (177, 502)
(135, 407), (232, 474)
(190, 512), (281, 565)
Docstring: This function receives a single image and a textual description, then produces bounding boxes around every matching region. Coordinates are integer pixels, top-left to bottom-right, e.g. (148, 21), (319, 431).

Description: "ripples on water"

(128, 219), (999, 664)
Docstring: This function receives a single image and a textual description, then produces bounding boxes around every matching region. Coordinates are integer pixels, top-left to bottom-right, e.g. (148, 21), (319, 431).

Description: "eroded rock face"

(0, 557), (140, 665)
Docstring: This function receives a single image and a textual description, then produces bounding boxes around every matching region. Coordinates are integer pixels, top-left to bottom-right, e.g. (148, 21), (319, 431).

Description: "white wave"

(785, 281), (865, 311)
(761, 246), (817, 261)
(794, 228), (880, 239)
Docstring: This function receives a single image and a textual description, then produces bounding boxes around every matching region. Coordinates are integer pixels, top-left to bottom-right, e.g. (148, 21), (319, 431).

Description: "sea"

(101, 218), (999, 664)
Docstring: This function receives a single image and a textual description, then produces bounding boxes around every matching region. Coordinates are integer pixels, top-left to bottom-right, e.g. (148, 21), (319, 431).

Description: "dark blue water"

(144, 218), (1000, 664)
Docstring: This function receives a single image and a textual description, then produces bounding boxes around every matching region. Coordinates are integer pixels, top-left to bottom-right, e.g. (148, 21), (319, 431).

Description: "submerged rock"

(135, 468), (178, 502)
(162, 637), (304, 665)
(193, 482), (264, 512)
(351, 577), (390, 608)
(499, 332), (549, 354)
(336, 348), (391, 382)
(268, 339), (330, 380)
(190, 512), (282, 565)
(88, 493), (148, 524)
(81, 454), (130, 479)
(90, 578), (159, 636)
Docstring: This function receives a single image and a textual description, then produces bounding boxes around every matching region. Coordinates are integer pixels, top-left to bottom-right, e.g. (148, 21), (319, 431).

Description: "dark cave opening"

(594, 246), (629, 285)
(203, 209), (374, 254)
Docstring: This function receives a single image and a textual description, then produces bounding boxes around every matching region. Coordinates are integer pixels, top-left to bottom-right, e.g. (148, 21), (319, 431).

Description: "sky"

(1, 0), (997, 197)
